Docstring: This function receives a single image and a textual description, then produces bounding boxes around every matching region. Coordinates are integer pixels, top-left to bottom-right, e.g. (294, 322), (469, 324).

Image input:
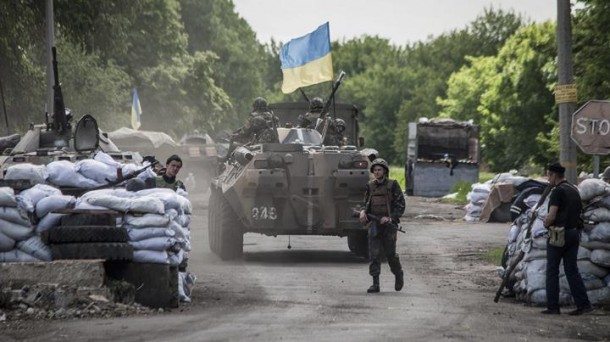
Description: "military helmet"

(309, 97), (324, 111)
(334, 118), (346, 133)
(249, 115), (268, 131)
(370, 158), (389, 173)
(252, 97), (269, 111)
(603, 166), (610, 180)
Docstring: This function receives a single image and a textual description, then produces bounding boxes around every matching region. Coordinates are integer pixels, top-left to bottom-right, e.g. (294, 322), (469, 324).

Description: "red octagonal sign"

(571, 100), (610, 155)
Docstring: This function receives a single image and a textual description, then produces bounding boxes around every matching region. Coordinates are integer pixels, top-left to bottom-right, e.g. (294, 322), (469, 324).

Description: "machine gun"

(50, 47), (70, 138)
(318, 71), (346, 144)
(351, 210), (406, 234)
(494, 185), (552, 303)
(89, 159), (160, 191)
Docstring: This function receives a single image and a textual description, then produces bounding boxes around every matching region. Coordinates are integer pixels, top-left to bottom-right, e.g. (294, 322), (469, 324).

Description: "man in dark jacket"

(359, 158), (406, 293)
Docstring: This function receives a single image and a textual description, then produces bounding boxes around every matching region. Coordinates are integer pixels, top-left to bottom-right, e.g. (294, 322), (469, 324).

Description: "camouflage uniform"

(155, 174), (185, 192)
(297, 97), (324, 129)
(363, 158), (405, 292)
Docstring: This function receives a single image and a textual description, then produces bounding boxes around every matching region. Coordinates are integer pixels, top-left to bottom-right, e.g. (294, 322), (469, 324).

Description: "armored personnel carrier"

(208, 74), (378, 259)
(0, 47), (141, 191)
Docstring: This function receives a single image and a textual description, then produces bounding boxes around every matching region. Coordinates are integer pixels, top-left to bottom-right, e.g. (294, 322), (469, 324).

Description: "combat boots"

(367, 276), (380, 293)
(395, 270), (404, 291)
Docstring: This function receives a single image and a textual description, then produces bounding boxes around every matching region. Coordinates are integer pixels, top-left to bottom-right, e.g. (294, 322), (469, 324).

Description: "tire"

(347, 231), (369, 258)
(60, 213), (116, 226)
(43, 226), (128, 244)
(51, 242), (133, 261)
(209, 191), (244, 260)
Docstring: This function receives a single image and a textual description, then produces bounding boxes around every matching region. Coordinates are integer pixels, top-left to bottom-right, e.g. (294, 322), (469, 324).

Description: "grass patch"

(439, 180), (471, 205)
(482, 246), (505, 265)
(389, 165), (405, 189)
(479, 171), (495, 183)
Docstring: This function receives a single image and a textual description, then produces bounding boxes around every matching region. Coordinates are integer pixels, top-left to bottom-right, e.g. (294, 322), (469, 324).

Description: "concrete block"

(0, 260), (106, 289)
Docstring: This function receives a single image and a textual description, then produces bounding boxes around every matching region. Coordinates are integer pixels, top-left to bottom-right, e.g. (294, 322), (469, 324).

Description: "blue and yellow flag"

(131, 88), (142, 130)
(280, 22), (334, 94)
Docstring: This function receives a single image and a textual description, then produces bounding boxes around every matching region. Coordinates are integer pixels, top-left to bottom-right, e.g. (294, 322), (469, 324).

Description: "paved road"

(7, 195), (610, 341)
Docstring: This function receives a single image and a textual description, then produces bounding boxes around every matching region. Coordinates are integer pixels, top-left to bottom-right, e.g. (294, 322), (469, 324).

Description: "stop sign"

(571, 100), (610, 155)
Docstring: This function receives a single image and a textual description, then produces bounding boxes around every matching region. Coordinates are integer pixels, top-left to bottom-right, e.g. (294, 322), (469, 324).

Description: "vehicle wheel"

(51, 242), (133, 261)
(210, 193), (244, 260)
(60, 213), (116, 226)
(347, 231), (368, 258)
(42, 226), (128, 244)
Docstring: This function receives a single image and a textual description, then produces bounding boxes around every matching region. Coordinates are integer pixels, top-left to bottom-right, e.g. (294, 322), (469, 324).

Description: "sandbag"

(93, 151), (121, 168)
(178, 271), (195, 303)
(577, 259), (610, 278)
(0, 249), (41, 263)
(127, 227), (175, 242)
(128, 196), (165, 214)
(169, 221), (189, 240)
(18, 184), (62, 208)
(528, 289), (573, 306)
(176, 214), (191, 228)
(583, 207), (610, 223)
(0, 206), (31, 226)
(560, 273), (605, 292)
(579, 178), (610, 201)
(587, 287), (610, 305)
(16, 235), (52, 261)
(523, 248), (547, 262)
(4, 163), (46, 184)
(168, 249), (185, 267)
(0, 231), (15, 252)
(531, 219), (547, 238)
(35, 195), (76, 218)
(0, 218), (33, 241)
(128, 237), (177, 251)
(590, 249), (610, 267)
(581, 240), (610, 250)
(83, 194), (130, 212)
(124, 213), (170, 228)
(176, 195), (192, 215)
(132, 250), (169, 264)
(467, 191), (488, 205)
(135, 188), (181, 211)
(589, 222), (610, 242)
(0, 187), (17, 207)
(35, 213), (65, 233)
(76, 159), (119, 184)
(46, 160), (101, 188)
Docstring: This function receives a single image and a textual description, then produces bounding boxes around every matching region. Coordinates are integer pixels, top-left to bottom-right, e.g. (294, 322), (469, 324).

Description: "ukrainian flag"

(280, 22), (334, 94)
(131, 88), (142, 130)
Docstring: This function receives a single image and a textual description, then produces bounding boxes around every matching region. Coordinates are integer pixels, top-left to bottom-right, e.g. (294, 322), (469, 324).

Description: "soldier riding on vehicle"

(297, 97), (324, 129)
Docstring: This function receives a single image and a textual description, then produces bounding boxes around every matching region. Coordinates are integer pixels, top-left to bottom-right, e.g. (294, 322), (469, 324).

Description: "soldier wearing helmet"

(297, 97), (324, 129)
(232, 97), (279, 145)
(359, 158), (406, 293)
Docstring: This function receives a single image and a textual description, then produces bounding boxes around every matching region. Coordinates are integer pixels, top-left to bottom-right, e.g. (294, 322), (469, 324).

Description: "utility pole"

(46, 0), (55, 119)
(557, 0), (578, 183)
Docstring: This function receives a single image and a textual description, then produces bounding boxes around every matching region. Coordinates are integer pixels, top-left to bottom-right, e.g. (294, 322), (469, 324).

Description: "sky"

(232, 0), (558, 46)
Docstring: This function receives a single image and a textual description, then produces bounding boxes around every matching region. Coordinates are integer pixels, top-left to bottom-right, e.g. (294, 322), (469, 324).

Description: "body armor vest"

(369, 180), (392, 217)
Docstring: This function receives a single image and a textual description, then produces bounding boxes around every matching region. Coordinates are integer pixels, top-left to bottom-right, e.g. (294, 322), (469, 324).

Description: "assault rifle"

(89, 159), (160, 191)
(351, 210), (406, 234)
(494, 185), (552, 303)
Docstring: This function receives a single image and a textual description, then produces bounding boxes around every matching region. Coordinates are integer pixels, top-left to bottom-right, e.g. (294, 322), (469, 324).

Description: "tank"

(0, 47), (141, 192)
(208, 100), (378, 260)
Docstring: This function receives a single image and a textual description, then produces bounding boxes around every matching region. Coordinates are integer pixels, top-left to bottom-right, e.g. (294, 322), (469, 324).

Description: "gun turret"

(51, 47), (69, 138)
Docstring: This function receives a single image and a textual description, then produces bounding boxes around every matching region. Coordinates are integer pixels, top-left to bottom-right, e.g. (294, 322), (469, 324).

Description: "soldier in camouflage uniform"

(322, 118), (346, 146)
(232, 97), (279, 145)
(297, 97), (324, 129)
(359, 158), (405, 293)
(155, 154), (186, 192)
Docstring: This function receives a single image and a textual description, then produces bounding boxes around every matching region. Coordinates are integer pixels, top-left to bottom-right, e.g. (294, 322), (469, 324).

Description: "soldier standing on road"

(542, 162), (593, 315)
(155, 154), (186, 192)
(359, 158), (405, 293)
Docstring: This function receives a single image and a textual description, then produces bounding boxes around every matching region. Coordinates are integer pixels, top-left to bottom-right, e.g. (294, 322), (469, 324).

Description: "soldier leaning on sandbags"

(154, 154), (186, 192)
(359, 158), (405, 293)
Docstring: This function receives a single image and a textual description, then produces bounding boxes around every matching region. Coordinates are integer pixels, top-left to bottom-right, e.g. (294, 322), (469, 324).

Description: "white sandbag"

(471, 183), (491, 193)
(561, 273), (605, 292)
(176, 195), (192, 215)
(128, 237), (177, 251)
(136, 188), (181, 211)
(0, 231), (15, 252)
(589, 222), (610, 242)
(132, 250), (169, 264)
(176, 188), (189, 197)
(467, 191), (488, 205)
(0, 249), (41, 262)
(168, 249), (184, 267)
(0, 187), (17, 207)
(18, 184), (62, 208)
(587, 287), (610, 305)
(581, 240), (610, 250)
(121, 163), (139, 177)
(83, 194), (130, 212)
(531, 219), (547, 238)
(136, 165), (157, 182)
(127, 227), (175, 242)
(124, 213), (170, 228)
(76, 159), (119, 184)
(35, 195), (75, 218)
(523, 248), (547, 262)
(465, 203), (482, 216)
(35, 213), (66, 233)
(524, 272), (546, 294)
(93, 151), (121, 168)
(0, 206), (30, 226)
(583, 207), (610, 223)
(169, 221), (188, 241)
(4, 163), (46, 184)
(73, 200), (109, 211)
(577, 259), (610, 278)
(578, 247), (592, 260)
(590, 249), (610, 267)
(579, 178), (610, 201)
(524, 194), (541, 208)
(528, 289), (573, 306)
(178, 271), (191, 303)
(128, 196), (165, 214)
(176, 237), (191, 252)
(46, 160), (101, 188)
(508, 224), (520, 243)
(16, 235), (52, 261)
(0, 218), (33, 241)
(176, 214), (191, 228)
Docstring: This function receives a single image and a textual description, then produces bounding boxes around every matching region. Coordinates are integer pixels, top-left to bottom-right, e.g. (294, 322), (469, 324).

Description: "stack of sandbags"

(464, 182), (491, 221)
(503, 179), (610, 306)
(0, 186), (55, 262)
